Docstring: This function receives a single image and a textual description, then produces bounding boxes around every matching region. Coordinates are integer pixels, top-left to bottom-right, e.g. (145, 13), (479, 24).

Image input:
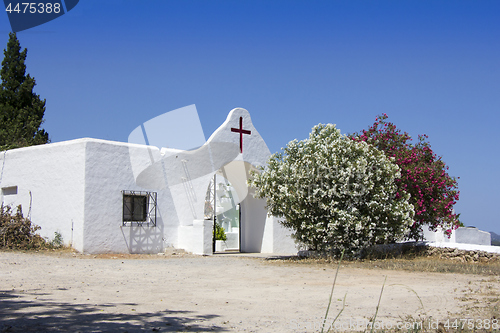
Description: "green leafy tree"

(0, 32), (49, 150)
(249, 124), (414, 256)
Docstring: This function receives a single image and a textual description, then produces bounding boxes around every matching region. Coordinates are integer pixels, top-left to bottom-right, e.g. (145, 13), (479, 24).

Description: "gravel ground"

(0, 251), (498, 332)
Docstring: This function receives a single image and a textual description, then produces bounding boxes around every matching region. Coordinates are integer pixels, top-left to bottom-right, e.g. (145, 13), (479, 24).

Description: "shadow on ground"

(0, 289), (228, 332)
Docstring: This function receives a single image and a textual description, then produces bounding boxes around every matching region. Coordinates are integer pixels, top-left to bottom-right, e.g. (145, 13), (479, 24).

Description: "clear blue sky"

(1, 1), (499, 233)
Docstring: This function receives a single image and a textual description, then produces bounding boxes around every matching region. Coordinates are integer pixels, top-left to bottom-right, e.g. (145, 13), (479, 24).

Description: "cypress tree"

(0, 33), (49, 150)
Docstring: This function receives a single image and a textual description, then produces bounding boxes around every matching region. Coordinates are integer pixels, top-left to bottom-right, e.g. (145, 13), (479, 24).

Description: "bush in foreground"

(0, 204), (49, 250)
(249, 124), (414, 256)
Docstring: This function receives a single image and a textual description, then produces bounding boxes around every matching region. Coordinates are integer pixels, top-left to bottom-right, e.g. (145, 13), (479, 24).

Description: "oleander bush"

(249, 124), (414, 257)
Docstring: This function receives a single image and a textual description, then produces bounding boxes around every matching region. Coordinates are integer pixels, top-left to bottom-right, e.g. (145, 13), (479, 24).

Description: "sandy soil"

(0, 251), (499, 332)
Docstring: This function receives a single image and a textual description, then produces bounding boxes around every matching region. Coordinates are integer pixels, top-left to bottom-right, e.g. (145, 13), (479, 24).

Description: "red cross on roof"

(231, 117), (251, 153)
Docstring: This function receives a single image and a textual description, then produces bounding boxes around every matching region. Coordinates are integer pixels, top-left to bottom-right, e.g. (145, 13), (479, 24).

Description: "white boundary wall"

(423, 226), (498, 253)
(423, 226), (491, 246)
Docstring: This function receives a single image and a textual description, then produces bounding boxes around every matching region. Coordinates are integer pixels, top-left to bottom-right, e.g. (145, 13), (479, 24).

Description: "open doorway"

(203, 160), (268, 254)
(205, 172), (241, 253)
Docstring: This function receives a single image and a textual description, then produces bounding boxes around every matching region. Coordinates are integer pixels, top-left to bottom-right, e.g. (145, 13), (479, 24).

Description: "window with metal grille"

(122, 191), (157, 226)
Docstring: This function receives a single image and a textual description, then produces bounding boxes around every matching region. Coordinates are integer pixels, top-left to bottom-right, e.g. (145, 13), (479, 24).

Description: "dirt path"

(0, 251), (498, 332)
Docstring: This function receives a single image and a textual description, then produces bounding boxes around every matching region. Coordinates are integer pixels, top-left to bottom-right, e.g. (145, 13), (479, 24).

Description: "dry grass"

(268, 247), (500, 276)
(344, 257), (500, 276)
(298, 256), (500, 276)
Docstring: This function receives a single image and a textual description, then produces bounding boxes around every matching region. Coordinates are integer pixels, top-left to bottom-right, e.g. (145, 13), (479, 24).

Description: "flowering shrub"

(249, 124), (414, 256)
(351, 114), (461, 240)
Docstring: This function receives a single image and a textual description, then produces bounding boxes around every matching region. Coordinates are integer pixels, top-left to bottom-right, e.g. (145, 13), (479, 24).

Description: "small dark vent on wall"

(2, 186), (18, 196)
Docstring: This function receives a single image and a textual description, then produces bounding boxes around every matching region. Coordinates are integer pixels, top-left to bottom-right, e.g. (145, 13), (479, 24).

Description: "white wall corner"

(177, 220), (214, 255)
(191, 219), (214, 255)
(272, 217), (298, 254)
(260, 215), (274, 253)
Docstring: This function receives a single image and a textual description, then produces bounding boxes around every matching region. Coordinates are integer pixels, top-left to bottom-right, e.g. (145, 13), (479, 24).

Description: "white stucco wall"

(271, 217), (298, 254)
(422, 227), (456, 243)
(83, 140), (160, 253)
(0, 108), (300, 255)
(0, 140), (86, 251)
(0, 138), (179, 254)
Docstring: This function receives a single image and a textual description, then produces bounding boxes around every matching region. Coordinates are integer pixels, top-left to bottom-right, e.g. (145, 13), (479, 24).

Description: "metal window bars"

(122, 190), (157, 227)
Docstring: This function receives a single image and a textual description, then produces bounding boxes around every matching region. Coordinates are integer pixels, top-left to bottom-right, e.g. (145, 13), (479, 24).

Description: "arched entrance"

(205, 173), (241, 252)
(204, 160), (268, 253)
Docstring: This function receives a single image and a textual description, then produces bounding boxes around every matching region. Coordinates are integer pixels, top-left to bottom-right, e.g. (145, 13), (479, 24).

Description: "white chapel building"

(0, 107), (298, 255)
